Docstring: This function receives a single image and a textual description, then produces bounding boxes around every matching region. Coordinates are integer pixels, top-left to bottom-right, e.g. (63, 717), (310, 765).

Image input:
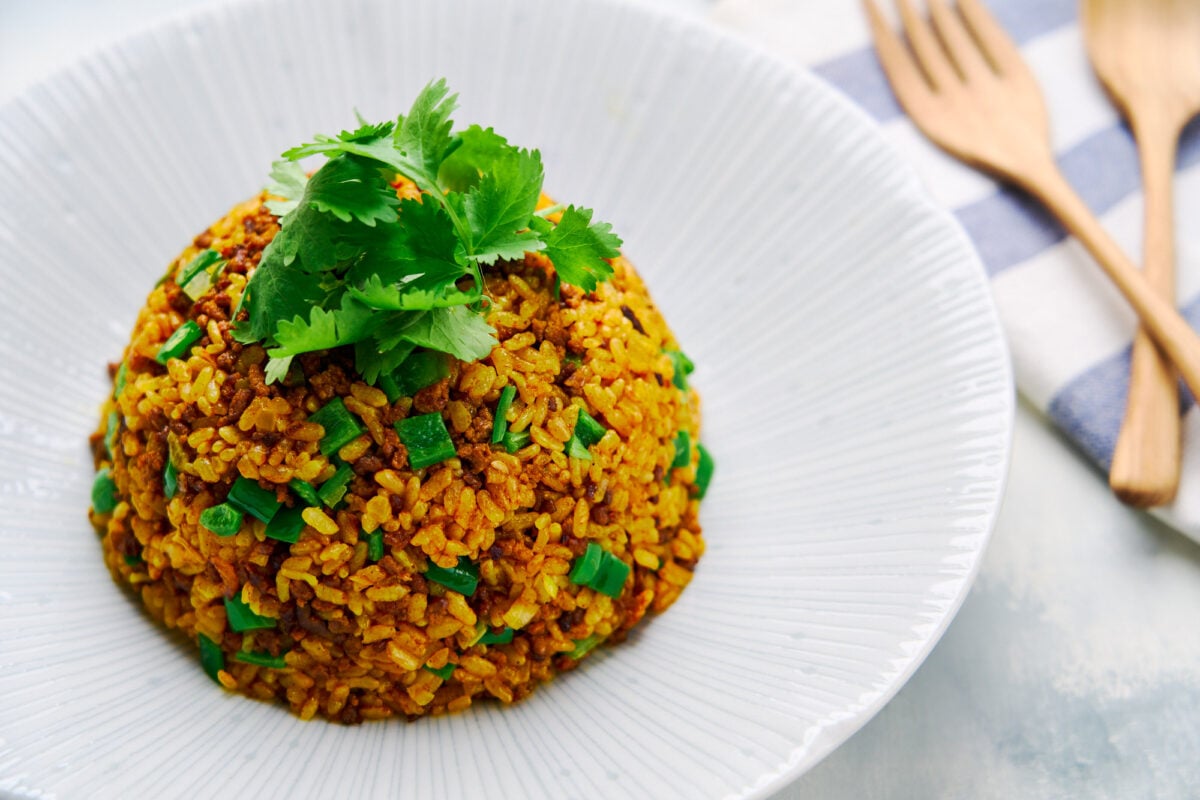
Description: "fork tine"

(895, 0), (959, 92)
(928, 0), (994, 80)
(957, 0), (1028, 78)
(863, 0), (938, 110)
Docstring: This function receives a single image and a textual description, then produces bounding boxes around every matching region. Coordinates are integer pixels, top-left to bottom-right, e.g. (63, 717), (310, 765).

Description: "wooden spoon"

(1082, 0), (1200, 507)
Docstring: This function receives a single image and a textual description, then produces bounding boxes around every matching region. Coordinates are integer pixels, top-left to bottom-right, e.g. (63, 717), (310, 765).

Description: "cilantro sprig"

(235, 79), (622, 384)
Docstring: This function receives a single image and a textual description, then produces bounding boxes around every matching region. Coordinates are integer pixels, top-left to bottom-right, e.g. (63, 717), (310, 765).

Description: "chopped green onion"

(224, 594), (276, 632)
(288, 479), (321, 507)
(671, 430), (692, 470)
(568, 542), (603, 585)
(155, 320), (204, 365)
(234, 650), (288, 669)
(380, 350), (450, 402)
(199, 502), (244, 537)
(264, 505), (307, 543)
(664, 348), (694, 391)
(424, 662), (456, 681)
(227, 476), (282, 523)
(491, 385), (517, 444)
(362, 529), (385, 562)
(181, 252), (227, 302)
(308, 398), (366, 457)
(198, 632), (225, 683)
(396, 412), (457, 470)
(592, 552), (631, 599)
(424, 556), (479, 596)
(478, 626), (515, 645)
(177, 249), (222, 286)
(502, 429), (531, 454)
(564, 407), (606, 460)
(317, 462), (355, 508)
(163, 460), (178, 499)
(694, 443), (714, 499)
(123, 553), (143, 567)
(114, 361), (128, 398)
(92, 468), (118, 514)
(564, 352), (583, 366)
(567, 634), (603, 660)
(104, 409), (119, 458)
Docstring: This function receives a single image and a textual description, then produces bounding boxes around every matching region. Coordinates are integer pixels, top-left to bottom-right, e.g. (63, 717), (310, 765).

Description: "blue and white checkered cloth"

(712, 0), (1200, 538)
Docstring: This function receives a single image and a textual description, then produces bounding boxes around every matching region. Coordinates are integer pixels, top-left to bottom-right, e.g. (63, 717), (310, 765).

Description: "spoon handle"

(1110, 113), (1184, 507)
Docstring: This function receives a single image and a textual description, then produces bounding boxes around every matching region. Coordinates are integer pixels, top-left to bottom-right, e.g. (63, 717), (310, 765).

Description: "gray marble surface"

(5, 1), (1198, 798)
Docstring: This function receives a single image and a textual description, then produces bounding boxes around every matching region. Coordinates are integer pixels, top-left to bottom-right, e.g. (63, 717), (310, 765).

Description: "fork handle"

(1019, 163), (1200, 409)
(1109, 115), (1184, 507)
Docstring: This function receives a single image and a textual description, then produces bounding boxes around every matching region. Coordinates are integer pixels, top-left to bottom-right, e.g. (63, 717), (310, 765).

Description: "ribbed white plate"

(0, 0), (1013, 797)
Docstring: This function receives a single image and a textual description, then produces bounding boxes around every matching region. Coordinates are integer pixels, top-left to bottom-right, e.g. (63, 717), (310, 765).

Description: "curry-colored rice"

(88, 192), (705, 722)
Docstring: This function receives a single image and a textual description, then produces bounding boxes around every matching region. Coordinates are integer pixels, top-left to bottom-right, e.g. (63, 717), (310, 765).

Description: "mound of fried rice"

(88, 191), (706, 722)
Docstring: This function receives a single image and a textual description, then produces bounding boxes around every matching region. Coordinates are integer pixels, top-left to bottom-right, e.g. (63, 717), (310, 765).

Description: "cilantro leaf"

(392, 78), (458, 191)
(340, 119), (395, 142)
(542, 205), (623, 291)
(345, 198), (468, 303)
(355, 336), (416, 384)
(235, 259), (326, 344)
(305, 154), (399, 226)
(439, 125), (511, 192)
(265, 160), (307, 217)
(462, 147), (545, 264)
(375, 306), (497, 362)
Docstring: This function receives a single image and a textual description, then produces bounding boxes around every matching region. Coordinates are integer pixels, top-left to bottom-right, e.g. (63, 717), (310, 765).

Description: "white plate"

(0, 0), (1013, 797)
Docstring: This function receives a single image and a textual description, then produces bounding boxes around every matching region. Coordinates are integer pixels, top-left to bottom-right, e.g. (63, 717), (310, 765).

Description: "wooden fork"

(1083, 0), (1200, 507)
(864, 0), (1200, 432)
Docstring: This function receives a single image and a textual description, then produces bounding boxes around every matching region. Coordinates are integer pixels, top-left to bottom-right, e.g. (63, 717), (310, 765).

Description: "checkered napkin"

(709, 0), (1200, 538)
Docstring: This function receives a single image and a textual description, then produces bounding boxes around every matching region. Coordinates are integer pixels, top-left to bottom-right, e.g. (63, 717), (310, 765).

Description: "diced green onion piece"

(224, 594), (276, 632)
(177, 249), (222, 286)
(424, 662), (456, 681)
(200, 502), (244, 537)
(671, 430), (692, 470)
(363, 529), (385, 562)
(478, 626), (515, 645)
(694, 443), (714, 499)
(424, 556), (479, 596)
(227, 476), (282, 523)
(317, 462), (355, 507)
(198, 632), (225, 683)
(264, 505), (307, 544)
(308, 398), (365, 457)
(114, 361), (128, 398)
(491, 385), (517, 444)
(664, 348), (695, 390)
(92, 468), (118, 514)
(574, 408), (606, 447)
(381, 350), (450, 402)
(123, 553), (143, 567)
(104, 409), (119, 458)
(396, 412), (457, 470)
(155, 320), (204, 365)
(592, 552), (631, 599)
(567, 634), (603, 660)
(569, 542), (603, 585)
(289, 479), (321, 507)
(234, 650), (288, 669)
(502, 429), (531, 454)
(163, 460), (178, 499)
(564, 352), (583, 366)
(564, 407), (606, 461)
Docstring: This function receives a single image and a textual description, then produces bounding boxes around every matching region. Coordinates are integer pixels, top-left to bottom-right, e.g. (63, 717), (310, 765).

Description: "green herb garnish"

(568, 544), (630, 599)
(288, 478), (322, 507)
(234, 650), (288, 669)
(227, 476), (282, 523)
(671, 430), (692, 470)
(199, 502), (244, 537)
(478, 626), (515, 645)
(307, 398), (365, 457)
(235, 79), (622, 385)
(664, 348), (694, 391)
(694, 443), (715, 499)
(567, 634), (604, 660)
(155, 320), (204, 365)
(198, 633), (225, 683)
(224, 594), (276, 632)
(378, 349), (449, 402)
(501, 429), (530, 454)
(424, 555), (479, 596)
(396, 412), (457, 470)
(317, 462), (355, 507)
(362, 529), (385, 562)
(568, 542), (603, 585)
(490, 385), (517, 445)
(178, 249), (225, 301)
(92, 468), (118, 514)
(564, 406), (606, 461)
(424, 662), (456, 681)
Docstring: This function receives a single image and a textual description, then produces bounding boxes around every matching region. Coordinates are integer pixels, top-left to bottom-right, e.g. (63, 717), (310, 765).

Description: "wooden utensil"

(1082, 0), (1200, 507)
(864, 0), (1200, 466)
